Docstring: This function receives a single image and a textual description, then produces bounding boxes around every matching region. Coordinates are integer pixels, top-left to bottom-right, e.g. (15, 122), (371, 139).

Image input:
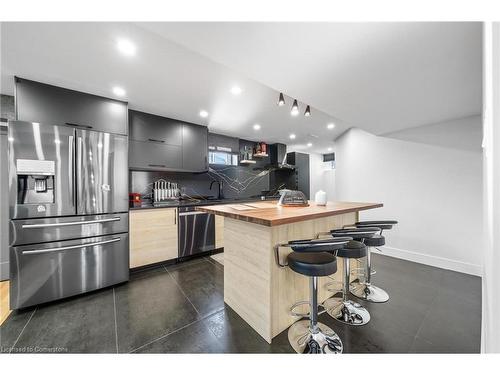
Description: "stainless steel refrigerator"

(8, 121), (129, 309)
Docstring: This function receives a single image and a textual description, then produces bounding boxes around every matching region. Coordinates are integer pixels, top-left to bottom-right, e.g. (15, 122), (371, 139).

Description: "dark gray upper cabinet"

(182, 124), (208, 172)
(128, 109), (208, 172)
(208, 132), (239, 152)
(129, 140), (182, 171)
(129, 110), (182, 145)
(15, 77), (128, 135)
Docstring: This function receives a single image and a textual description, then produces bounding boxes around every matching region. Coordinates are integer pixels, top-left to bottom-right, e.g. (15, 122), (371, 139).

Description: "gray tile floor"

(0, 254), (481, 353)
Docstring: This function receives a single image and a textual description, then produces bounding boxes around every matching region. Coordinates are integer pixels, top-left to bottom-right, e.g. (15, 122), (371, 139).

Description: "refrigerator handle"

(22, 237), (121, 255)
(76, 135), (83, 212)
(21, 217), (121, 229)
(68, 134), (75, 208)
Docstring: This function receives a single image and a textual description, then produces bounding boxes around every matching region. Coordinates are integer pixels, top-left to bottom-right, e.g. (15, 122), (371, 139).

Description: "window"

(208, 151), (238, 166)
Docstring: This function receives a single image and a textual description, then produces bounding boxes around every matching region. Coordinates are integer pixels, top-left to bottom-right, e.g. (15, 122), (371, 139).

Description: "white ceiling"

(384, 114), (483, 152)
(0, 22), (345, 153)
(1, 22), (482, 154)
(140, 22), (483, 135)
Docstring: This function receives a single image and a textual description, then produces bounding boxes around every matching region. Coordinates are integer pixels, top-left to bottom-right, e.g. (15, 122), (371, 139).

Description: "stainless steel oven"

(178, 207), (215, 258)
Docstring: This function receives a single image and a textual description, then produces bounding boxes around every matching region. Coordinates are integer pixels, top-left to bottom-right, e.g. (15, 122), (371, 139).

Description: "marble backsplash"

(130, 164), (293, 200)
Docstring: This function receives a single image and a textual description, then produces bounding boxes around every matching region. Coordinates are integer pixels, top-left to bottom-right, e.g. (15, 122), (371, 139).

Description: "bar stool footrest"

(289, 300), (311, 318)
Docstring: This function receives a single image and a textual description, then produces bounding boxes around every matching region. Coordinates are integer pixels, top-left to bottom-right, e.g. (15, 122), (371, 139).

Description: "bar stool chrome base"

(288, 320), (343, 354)
(323, 298), (371, 325)
(350, 281), (389, 303)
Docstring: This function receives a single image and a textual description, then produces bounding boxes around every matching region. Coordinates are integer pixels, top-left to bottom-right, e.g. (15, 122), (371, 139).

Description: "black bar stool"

(275, 237), (351, 354)
(348, 220), (398, 303)
(322, 240), (371, 325)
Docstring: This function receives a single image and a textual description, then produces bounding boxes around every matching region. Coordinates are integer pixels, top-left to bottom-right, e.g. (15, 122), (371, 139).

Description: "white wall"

(481, 21), (500, 353)
(333, 127), (483, 275)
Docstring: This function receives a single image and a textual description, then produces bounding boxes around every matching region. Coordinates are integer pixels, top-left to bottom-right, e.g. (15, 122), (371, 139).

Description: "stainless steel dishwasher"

(178, 206), (215, 258)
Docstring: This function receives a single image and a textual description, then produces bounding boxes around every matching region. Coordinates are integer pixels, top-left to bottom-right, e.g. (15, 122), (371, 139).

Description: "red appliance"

(129, 193), (142, 208)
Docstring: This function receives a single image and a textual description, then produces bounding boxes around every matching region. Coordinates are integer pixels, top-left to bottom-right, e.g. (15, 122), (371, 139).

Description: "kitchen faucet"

(209, 180), (224, 200)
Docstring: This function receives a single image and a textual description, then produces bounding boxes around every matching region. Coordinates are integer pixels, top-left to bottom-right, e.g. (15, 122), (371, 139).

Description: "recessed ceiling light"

(327, 123), (335, 129)
(230, 86), (242, 95)
(291, 100), (299, 116)
(112, 86), (126, 97)
(253, 124), (261, 130)
(116, 39), (136, 56)
(328, 147), (332, 151)
(199, 110), (209, 118)
(307, 142), (313, 147)
(289, 133), (296, 140)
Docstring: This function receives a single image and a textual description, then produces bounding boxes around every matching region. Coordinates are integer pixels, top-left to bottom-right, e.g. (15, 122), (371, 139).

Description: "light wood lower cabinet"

(215, 215), (224, 249)
(129, 208), (178, 268)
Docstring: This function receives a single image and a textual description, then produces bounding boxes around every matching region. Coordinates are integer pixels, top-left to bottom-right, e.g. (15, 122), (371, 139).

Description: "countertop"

(195, 200), (383, 226)
(128, 197), (275, 210)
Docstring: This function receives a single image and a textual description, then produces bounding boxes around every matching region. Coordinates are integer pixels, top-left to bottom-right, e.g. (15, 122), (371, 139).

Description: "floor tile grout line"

(129, 315), (202, 353)
(199, 308), (226, 349)
(128, 306), (226, 354)
(164, 265), (201, 316)
(112, 288), (119, 354)
(9, 307), (37, 354)
(411, 289), (440, 345)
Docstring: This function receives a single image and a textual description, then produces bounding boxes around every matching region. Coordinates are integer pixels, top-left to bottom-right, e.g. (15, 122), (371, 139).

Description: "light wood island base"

(197, 200), (382, 343)
(223, 212), (357, 343)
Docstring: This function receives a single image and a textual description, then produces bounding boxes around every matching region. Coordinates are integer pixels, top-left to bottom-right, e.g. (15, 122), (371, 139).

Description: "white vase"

(315, 190), (327, 206)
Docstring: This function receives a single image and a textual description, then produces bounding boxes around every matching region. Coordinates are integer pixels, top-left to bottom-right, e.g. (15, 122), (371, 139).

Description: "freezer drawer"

(9, 213), (129, 246)
(10, 233), (129, 309)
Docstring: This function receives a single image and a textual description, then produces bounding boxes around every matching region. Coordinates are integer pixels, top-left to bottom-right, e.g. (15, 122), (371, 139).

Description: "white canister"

(315, 190), (327, 206)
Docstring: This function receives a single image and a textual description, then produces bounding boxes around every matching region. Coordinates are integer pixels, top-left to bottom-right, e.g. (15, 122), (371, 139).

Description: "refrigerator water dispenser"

(16, 159), (55, 204)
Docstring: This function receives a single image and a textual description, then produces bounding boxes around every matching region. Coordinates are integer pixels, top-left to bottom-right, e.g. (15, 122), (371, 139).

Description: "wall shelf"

(240, 159), (257, 165)
(253, 153), (269, 158)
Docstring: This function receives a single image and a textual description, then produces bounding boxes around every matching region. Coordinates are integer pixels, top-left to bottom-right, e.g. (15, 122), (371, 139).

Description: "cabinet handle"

(174, 210), (177, 225)
(148, 138), (165, 143)
(66, 122), (93, 129)
(148, 164), (166, 168)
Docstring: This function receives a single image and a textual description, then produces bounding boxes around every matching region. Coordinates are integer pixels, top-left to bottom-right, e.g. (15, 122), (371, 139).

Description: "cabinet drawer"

(129, 139), (182, 171)
(129, 110), (182, 145)
(15, 77), (128, 135)
(129, 208), (178, 268)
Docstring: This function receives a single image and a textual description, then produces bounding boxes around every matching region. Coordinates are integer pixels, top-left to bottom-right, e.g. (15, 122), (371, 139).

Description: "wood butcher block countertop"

(196, 200), (383, 226)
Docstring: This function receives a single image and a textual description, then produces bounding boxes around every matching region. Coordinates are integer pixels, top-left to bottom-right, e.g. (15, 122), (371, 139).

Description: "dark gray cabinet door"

(129, 140), (182, 171)
(15, 77), (128, 135)
(129, 110), (182, 145)
(182, 124), (208, 172)
(208, 132), (239, 152)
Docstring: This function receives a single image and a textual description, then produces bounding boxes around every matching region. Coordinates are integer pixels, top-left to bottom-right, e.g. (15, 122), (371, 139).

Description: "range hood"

(268, 143), (294, 169)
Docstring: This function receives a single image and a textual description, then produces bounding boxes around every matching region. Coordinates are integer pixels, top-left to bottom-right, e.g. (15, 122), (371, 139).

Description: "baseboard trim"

(378, 246), (483, 277)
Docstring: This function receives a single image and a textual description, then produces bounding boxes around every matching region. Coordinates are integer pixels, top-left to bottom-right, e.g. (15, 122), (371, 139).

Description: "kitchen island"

(197, 200), (382, 343)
